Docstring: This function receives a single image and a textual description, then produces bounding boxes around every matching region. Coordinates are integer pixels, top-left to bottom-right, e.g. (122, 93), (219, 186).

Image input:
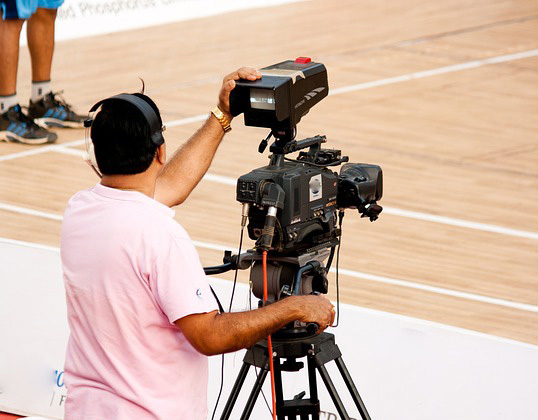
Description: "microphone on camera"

(256, 182), (285, 251)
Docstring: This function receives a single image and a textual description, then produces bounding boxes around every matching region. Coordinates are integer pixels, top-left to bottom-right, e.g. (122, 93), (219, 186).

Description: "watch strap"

(211, 106), (232, 133)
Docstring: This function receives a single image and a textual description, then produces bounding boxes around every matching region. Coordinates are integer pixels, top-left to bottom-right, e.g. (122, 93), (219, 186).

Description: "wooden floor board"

(1, 0), (537, 344)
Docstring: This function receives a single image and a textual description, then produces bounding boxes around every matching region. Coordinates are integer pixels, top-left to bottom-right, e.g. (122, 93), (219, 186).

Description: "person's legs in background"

(0, 2), (56, 144)
(27, 7), (55, 100)
(0, 14), (24, 104)
(1, 0), (83, 145)
(27, 3), (84, 129)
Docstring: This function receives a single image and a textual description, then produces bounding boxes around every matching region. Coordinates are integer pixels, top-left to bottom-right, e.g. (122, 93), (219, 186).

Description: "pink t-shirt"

(61, 184), (218, 420)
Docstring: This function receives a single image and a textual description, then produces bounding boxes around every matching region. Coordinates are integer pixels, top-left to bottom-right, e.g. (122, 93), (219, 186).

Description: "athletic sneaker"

(0, 104), (57, 145)
(28, 91), (85, 128)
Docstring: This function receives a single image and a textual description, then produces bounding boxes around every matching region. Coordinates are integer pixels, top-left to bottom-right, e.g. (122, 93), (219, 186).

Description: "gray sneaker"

(28, 91), (85, 128)
(0, 104), (57, 145)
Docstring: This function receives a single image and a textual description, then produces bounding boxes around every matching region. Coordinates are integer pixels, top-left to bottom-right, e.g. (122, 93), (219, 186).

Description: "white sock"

(31, 80), (51, 102)
(0, 94), (19, 113)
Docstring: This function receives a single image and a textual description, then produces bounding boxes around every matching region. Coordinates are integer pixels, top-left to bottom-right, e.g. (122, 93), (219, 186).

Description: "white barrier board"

(18, 0), (301, 45)
(1, 238), (538, 419)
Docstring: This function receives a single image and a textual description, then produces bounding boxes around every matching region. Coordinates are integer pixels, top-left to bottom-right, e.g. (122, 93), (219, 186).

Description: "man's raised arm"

(155, 67), (261, 207)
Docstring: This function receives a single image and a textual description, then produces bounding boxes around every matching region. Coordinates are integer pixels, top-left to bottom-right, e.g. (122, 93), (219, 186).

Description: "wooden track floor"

(0, 0), (537, 344)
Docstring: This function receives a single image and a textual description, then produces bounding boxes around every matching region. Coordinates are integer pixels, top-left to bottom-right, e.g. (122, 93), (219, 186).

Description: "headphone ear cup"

(88, 142), (99, 170)
(83, 139), (102, 178)
(84, 116), (102, 178)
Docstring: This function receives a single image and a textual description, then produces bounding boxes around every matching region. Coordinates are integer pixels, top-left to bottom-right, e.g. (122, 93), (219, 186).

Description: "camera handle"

(290, 261), (322, 296)
(202, 250), (255, 276)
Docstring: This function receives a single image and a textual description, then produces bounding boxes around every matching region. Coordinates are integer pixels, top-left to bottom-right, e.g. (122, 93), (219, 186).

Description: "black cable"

(334, 210), (345, 327)
(211, 354), (225, 420)
(228, 227), (245, 312)
(326, 246), (336, 271)
(211, 225), (244, 420)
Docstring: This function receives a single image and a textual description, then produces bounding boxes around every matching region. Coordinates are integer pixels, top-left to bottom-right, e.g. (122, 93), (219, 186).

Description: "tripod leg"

(335, 357), (372, 420)
(307, 357), (320, 420)
(220, 362), (251, 420)
(307, 356), (319, 404)
(317, 364), (351, 420)
(272, 359), (285, 420)
(240, 365), (269, 420)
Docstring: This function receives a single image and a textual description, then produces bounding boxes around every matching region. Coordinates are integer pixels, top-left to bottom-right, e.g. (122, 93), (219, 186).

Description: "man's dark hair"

(91, 93), (163, 175)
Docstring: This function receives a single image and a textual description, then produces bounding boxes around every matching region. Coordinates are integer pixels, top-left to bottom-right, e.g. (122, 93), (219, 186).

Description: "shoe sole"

(34, 117), (84, 129)
(0, 130), (57, 145)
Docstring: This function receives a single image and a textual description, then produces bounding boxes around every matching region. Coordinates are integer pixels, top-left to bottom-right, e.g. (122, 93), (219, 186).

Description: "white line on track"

(166, 114), (208, 127)
(198, 173), (538, 240)
(202, 173), (236, 186)
(329, 49), (538, 95)
(381, 207), (538, 240)
(200, 173), (538, 240)
(1, 214), (537, 313)
(0, 139), (85, 162)
(51, 146), (86, 157)
(1, 47), (536, 164)
(336, 268), (538, 313)
(4, 146), (538, 240)
(0, 202), (63, 221)
(197, 174), (538, 240)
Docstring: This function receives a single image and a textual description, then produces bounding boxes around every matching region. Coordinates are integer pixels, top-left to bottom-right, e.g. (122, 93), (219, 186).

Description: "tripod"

(219, 332), (372, 420)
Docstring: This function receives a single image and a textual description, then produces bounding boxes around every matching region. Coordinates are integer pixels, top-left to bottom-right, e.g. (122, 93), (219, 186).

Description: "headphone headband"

(85, 93), (165, 145)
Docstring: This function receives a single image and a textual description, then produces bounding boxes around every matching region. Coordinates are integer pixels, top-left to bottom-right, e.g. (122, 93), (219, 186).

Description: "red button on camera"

(295, 57), (311, 64)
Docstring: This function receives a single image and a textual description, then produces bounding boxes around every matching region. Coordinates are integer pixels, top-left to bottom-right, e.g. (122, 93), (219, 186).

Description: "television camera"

(225, 57), (383, 306)
(208, 58), (383, 420)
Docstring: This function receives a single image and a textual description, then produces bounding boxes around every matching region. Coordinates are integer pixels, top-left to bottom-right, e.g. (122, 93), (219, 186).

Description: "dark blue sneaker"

(0, 104), (57, 145)
(28, 91), (85, 128)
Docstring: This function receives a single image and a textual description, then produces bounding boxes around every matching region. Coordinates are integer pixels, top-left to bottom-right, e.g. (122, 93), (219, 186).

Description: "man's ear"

(156, 143), (166, 165)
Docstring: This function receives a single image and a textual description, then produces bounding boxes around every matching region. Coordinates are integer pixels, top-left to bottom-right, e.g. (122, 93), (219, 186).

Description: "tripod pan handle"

(306, 322), (319, 334)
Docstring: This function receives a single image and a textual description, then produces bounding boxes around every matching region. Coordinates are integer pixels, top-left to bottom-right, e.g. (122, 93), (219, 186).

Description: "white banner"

(53, 0), (301, 43)
(1, 238), (538, 419)
(18, 0), (301, 46)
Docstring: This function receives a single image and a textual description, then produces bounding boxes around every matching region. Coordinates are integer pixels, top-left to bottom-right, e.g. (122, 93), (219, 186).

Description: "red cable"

(262, 250), (277, 420)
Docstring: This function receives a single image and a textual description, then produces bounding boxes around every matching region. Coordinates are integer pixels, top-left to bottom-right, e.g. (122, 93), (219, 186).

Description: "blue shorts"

(1, 0), (64, 19)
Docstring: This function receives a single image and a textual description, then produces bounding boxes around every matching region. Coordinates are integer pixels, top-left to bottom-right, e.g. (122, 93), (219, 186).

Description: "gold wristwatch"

(211, 106), (232, 133)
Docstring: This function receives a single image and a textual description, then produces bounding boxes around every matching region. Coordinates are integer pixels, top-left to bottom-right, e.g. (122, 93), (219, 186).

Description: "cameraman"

(61, 67), (335, 420)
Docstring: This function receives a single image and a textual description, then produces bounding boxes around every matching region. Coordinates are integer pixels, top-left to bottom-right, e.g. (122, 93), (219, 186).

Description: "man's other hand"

(293, 295), (336, 333)
(218, 67), (262, 121)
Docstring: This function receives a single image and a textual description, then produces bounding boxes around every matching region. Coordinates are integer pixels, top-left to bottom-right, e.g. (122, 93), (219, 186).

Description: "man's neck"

(101, 173), (156, 198)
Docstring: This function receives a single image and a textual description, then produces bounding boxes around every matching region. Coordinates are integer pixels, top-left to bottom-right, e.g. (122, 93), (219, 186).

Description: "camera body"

(236, 136), (383, 257)
(237, 158), (339, 254)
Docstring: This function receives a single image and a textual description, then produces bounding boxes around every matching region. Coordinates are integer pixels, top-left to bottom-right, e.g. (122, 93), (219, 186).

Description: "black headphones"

(83, 93), (166, 177)
(84, 93), (165, 145)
